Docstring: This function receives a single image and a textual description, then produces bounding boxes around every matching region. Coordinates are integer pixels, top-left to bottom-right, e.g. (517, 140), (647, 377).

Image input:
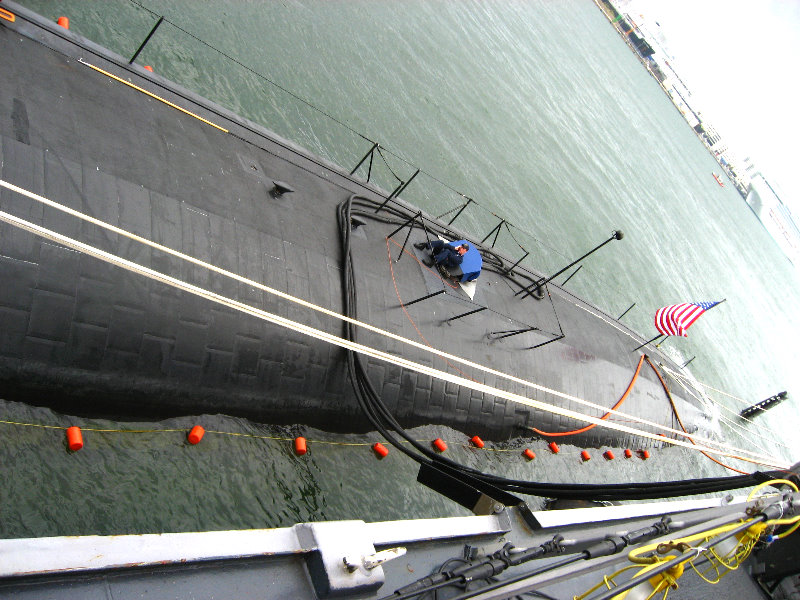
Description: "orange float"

(603, 450), (615, 460)
(143, 65), (154, 72)
(57, 16), (69, 29)
(187, 425), (205, 445)
(372, 442), (389, 459)
(66, 426), (83, 451)
(432, 438), (447, 452)
(639, 449), (650, 459)
(470, 435), (484, 449)
(294, 436), (307, 456)
(624, 449), (633, 458)
(548, 442), (560, 454)
(523, 449), (535, 461)
(580, 450), (591, 461)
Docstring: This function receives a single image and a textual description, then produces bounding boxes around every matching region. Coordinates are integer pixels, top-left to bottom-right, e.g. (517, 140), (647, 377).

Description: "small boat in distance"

(713, 172), (725, 187)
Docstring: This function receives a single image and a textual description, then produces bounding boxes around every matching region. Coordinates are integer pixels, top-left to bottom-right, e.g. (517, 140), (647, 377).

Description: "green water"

(3, 0), (799, 538)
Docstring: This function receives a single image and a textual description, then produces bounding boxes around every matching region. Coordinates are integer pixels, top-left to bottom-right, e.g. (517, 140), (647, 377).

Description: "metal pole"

(480, 220), (504, 245)
(618, 302), (635, 320)
(503, 251), (529, 275)
(447, 198), (473, 226)
(386, 212), (419, 240)
(526, 333), (565, 350)
(129, 16), (164, 65)
(632, 333), (664, 353)
(680, 356), (695, 368)
(393, 168), (419, 199)
(489, 326), (538, 340)
(561, 265), (582, 285)
(516, 230), (623, 300)
(350, 142), (378, 176)
(445, 306), (487, 323)
(395, 212), (421, 262)
(404, 289), (446, 306)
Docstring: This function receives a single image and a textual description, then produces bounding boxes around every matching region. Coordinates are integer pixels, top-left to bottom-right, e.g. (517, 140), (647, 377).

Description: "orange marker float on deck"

(523, 448), (536, 460)
(372, 442), (389, 459)
(66, 426), (83, 451)
(294, 436), (307, 456)
(624, 449), (633, 458)
(639, 449), (650, 459)
(580, 450), (591, 461)
(470, 435), (484, 449)
(548, 442), (560, 454)
(187, 425), (205, 445)
(603, 450), (615, 460)
(57, 16), (69, 29)
(432, 438), (447, 452)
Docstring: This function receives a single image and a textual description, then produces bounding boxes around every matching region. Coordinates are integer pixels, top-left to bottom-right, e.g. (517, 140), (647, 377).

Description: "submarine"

(1, 2), (720, 452)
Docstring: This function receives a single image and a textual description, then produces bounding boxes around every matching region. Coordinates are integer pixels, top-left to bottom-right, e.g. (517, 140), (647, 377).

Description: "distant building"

(746, 175), (800, 265)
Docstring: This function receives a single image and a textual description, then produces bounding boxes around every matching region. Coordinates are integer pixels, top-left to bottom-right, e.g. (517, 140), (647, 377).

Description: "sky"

(619, 0), (800, 212)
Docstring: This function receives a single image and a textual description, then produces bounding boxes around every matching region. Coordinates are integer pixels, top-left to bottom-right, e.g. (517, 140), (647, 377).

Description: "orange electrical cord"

(529, 354), (646, 437)
(644, 356), (748, 474)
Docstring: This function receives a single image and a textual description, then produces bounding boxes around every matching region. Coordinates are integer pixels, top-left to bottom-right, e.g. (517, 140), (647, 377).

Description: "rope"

(78, 59), (228, 132)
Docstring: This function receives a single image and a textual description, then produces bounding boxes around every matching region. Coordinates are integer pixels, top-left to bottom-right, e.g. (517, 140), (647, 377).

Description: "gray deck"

(0, 3), (705, 446)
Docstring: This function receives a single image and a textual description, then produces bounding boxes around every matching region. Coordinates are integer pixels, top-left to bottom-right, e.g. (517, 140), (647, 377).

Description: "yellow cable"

(77, 59), (229, 133)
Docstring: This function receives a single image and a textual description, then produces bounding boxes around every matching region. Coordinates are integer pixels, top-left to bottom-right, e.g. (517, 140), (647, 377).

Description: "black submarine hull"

(0, 4), (707, 446)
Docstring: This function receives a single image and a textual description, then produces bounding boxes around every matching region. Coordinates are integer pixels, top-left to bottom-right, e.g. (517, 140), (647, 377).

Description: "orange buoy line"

(2, 417), (662, 466)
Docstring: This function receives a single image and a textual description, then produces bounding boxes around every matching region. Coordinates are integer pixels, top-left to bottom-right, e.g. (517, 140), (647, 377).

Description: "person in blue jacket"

(414, 240), (469, 270)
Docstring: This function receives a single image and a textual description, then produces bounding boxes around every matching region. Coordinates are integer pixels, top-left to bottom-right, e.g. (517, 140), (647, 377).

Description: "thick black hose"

(337, 194), (783, 501)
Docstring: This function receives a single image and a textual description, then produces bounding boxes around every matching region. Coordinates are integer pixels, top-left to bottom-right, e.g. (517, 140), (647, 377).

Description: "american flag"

(654, 301), (721, 337)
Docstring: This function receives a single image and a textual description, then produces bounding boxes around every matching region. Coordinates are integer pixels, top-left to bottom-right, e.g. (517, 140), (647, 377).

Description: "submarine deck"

(0, 4), (707, 446)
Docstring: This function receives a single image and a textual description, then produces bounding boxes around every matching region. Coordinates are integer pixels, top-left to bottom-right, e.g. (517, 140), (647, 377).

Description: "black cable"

(338, 194), (782, 502)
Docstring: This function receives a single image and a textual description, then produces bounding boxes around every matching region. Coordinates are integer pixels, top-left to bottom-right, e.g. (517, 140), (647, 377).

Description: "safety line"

(77, 58), (229, 133)
(0, 419), (527, 453)
(0, 209), (787, 469)
(0, 178), (740, 454)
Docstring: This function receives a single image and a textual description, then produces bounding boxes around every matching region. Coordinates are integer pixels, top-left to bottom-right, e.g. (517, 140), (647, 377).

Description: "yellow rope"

(77, 59), (229, 133)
